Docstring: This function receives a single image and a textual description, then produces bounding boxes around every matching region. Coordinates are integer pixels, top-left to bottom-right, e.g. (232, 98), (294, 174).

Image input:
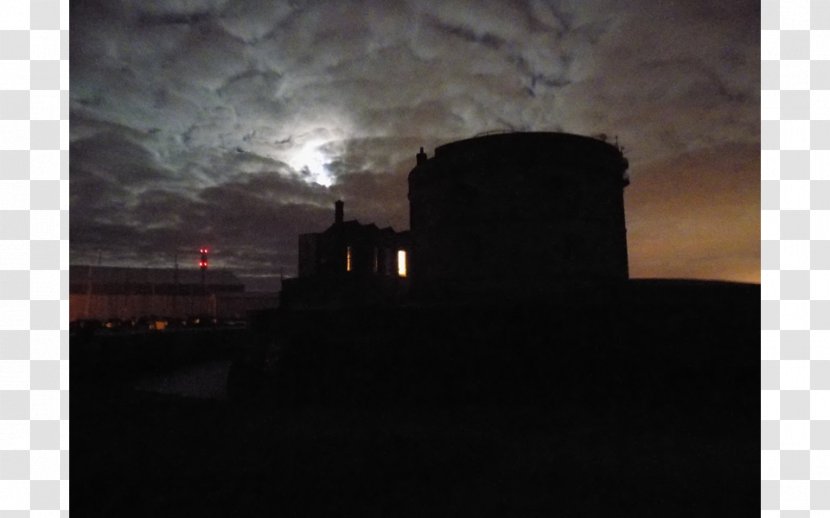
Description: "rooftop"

(423, 132), (628, 173)
(70, 265), (244, 287)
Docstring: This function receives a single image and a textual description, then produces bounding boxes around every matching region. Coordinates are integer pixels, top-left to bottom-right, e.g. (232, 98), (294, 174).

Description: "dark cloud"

(71, 0), (759, 288)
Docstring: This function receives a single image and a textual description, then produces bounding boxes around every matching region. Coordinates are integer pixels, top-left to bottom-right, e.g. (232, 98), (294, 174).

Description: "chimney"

(335, 200), (344, 225)
(416, 146), (427, 166)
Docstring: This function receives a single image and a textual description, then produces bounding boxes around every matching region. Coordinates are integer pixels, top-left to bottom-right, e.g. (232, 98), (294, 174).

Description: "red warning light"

(199, 247), (209, 270)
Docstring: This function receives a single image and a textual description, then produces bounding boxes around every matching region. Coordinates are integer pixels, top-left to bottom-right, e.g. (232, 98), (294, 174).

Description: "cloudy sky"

(71, 0), (759, 290)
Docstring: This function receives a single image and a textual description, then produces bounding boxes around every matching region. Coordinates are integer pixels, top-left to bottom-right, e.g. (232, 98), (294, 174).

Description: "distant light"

(346, 246), (352, 272)
(397, 250), (407, 278)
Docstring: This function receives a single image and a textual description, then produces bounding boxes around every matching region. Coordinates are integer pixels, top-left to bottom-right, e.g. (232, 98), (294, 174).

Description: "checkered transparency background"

(0, 0), (69, 514)
(762, 0), (830, 514)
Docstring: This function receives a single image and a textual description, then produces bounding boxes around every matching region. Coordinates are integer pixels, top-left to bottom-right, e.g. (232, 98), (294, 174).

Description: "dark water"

(134, 359), (233, 400)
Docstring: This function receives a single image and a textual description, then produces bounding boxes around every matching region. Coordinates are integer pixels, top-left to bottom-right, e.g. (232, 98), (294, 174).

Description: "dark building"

(298, 200), (410, 278)
(408, 132), (630, 300)
(70, 265), (245, 296)
(70, 265), (277, 322)
(283, 131), (629, 306)
(281, 201), (410, 307)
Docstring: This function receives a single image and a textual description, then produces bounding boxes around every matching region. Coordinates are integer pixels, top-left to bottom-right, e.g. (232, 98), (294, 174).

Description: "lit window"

(397, 250), (407, 278)
(346, 246), (352, 272)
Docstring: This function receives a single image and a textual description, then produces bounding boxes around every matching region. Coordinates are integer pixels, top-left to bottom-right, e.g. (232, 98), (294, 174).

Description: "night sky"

(71, 0), (759, 291)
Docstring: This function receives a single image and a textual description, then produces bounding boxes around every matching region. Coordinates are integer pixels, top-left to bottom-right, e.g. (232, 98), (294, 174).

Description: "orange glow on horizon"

(624, 142), (759, 285)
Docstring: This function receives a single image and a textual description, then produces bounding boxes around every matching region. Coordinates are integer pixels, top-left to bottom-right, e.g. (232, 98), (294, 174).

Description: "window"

(397, 250), (407, 278)
(346, 246), (352, 272)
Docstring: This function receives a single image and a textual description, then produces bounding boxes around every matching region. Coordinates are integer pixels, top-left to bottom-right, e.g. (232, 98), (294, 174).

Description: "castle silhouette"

(281, 132), (630, 307)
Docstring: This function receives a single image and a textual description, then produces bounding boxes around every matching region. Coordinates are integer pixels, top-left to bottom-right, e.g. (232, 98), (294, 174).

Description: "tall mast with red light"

(199, 247), (208, 296)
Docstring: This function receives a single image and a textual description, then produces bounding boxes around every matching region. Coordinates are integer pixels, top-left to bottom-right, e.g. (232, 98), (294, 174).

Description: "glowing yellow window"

(397, 250), (407, 278)
(346, 246), (352, 272)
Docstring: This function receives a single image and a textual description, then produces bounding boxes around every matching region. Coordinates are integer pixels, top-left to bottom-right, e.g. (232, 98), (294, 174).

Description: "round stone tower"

(407, 132), (630, 300)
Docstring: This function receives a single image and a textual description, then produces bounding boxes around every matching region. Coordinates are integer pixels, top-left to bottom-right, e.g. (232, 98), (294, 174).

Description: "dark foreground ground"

(73, 280), (759, 516)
